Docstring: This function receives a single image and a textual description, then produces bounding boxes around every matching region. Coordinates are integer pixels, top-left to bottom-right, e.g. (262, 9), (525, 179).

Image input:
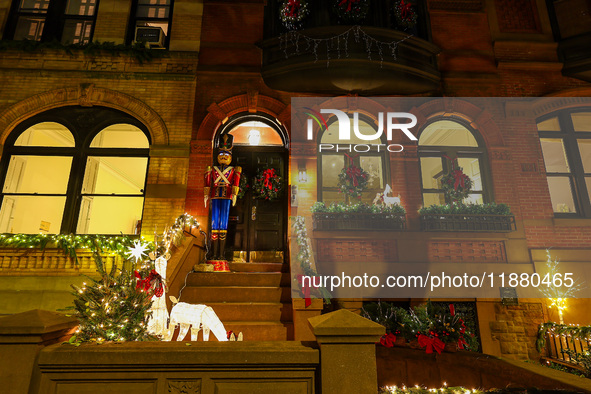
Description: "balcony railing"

(260, 0), (440, 95)
(420, 213), (516, 232)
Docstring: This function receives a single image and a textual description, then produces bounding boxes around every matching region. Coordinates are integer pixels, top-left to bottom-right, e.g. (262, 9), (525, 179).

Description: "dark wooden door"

(225, 146), (288, 262)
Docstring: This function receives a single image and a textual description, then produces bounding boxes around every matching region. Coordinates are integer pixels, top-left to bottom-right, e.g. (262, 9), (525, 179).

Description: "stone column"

(309, 309), (384, 394)
(0, 310), (78, 394)
(292, 298), (323, 341)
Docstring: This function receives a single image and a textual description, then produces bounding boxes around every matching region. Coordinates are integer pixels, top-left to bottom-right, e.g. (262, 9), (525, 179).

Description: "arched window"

(418, 119), (489, 206)
(0, 106), (150, 234)
(318, 116), (389, 204)
(537, 110), (591, 217)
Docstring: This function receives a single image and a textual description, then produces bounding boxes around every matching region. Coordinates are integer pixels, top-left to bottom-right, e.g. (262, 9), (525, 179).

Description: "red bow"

(297, 274), (316, 307)
(418, 334), (445, 354)
(262, 168), (276, 190)
(458, 335), (467, 350)
(286, 0), (301, 17)
(134, 269), (164, 297)
(346, 166), (363, 187)
(399, 0), (412, 20)
(379, 333), (397, 347)
(449, 304), (455, 316)
(339, 0), (360, 12)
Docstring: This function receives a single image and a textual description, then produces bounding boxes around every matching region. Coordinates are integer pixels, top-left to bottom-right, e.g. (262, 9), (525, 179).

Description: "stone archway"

(0, 84), (169, 146)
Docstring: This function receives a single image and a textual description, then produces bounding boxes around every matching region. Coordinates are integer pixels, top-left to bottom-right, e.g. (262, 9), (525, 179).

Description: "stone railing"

(0, 309), (384, 394)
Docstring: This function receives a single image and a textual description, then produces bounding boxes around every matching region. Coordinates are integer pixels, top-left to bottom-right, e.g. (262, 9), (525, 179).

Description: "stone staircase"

(178, 262), (293, 341)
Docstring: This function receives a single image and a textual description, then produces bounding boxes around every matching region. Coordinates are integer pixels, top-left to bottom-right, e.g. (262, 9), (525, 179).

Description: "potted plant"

(419, 202), (516, 232)
(311, 201), (406, 231)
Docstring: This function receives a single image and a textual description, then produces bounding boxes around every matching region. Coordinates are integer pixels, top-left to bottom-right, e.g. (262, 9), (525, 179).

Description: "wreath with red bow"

(338, 164), (369, 199)
(440, 155), (473, 203)
(252, 168), (284, 201)
(280, 0), (310, 31)
(333, 0), (369, 23)
(393, 0), (418, 30)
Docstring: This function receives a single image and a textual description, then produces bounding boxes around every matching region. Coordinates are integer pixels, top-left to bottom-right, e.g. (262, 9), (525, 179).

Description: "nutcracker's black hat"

(219, 134), (234, 153)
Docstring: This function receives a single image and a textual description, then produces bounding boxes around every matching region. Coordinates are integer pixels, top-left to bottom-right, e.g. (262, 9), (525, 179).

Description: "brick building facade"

(0, 0), (590, 362)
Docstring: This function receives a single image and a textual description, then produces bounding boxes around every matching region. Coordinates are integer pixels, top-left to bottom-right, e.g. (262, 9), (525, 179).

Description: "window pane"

(457, 157), (482, 191)
(136, 0), (171, 18)
(464, 194), (484, 205)
(578, 139), (591, 173)
(360, 156), (383, 189)
(540, 138), (570, 173)
(82, 157), (148, 195)
(547, 177), (577, 213)
(229, 121), (283, 146)
(419, 120), (478, 147)
(14, 16), (45, 40)
(65, 0), (97, 16)
(322, 155), (344, 188)
(423, 193), (445, 207)
(322, 119), (382, 145)
(61, 19), (93, 44)
(572, 113), (591, 132)
(537, 117), (561, 132)
(15, 122), (75, 147)
(321, 191), (345, 204)
(76, 196), (144, 234)
(18, 0), (50, 13)
(90, 124), (149, 148)
(0, 196), (65, 234)
(420, 157), (443, 189)
(3, 156), (72, 194)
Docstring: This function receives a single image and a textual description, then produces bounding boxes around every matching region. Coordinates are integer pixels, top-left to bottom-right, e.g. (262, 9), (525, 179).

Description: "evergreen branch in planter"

(419, 202), (512, 216)
(0, 39), (169, 64)
(311, 201), (406, 215)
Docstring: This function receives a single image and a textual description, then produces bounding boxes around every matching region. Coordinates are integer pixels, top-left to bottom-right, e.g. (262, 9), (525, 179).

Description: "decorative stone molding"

(197, 94), (288, 141)
(0, 85), (169, 145)
(190, 140), (213, 155)
(490, 148), (512, 161)
(167, 380), (201, 394)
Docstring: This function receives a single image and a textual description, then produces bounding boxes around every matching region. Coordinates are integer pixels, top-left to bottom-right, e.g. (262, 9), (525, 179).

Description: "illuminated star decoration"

(127, 240), (149, 263)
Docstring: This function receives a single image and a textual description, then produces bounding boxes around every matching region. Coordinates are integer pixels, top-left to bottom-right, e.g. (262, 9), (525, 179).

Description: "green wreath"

(440, 156), (473, 203)
(280, 0), (310, 31)
(236, 174), (249, 200)
(252, 168), (284, 201)
(333, 0), (370, 24)
(337, 165), (369, 200)
(393, 0), (418, 30)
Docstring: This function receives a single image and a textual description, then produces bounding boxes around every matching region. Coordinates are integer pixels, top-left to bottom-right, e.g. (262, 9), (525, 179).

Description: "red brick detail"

(428, 241), (507, 263)
(494, 0), (541, 33)
(316, 239), (398, 263)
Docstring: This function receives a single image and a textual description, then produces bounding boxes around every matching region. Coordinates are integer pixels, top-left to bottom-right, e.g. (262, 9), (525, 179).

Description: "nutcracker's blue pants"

(211, 199), (231, 230)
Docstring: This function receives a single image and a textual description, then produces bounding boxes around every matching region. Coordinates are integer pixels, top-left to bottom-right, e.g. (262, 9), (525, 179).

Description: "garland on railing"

(0, 213), (203, 265)
(292, 216), (331, 305)
(536, 322), (591, 352)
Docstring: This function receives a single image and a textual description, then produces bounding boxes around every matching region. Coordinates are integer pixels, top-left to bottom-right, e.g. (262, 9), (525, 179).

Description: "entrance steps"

(177, 265), (293, 341)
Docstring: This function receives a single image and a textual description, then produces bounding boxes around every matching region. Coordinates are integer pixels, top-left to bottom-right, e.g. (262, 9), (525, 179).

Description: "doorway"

(215, 115), (289, 263)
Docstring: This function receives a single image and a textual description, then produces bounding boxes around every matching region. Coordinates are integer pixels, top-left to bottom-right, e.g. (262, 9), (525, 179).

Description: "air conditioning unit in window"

(134, 26), (165, 49)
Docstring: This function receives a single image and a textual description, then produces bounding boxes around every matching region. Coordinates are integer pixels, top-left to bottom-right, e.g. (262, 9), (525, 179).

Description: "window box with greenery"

(310, 201), (406, 231)
(419, 202), (515, 232)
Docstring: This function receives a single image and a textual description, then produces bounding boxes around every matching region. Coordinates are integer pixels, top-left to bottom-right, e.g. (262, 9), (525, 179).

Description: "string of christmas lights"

(279, 25), (413, 67)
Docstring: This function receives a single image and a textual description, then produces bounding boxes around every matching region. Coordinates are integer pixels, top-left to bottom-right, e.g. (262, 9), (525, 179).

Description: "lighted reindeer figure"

(163, 296), (229, 342)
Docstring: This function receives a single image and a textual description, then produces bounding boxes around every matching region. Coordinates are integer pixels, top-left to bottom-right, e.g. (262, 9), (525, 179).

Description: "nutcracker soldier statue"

(204, 134), (242, 272)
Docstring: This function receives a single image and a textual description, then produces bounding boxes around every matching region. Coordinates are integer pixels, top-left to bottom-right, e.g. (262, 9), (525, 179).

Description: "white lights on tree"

(166, 296), (228, 342)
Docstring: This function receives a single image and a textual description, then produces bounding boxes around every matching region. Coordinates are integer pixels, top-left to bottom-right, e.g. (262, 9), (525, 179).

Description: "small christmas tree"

(68, 251), (157, 343)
